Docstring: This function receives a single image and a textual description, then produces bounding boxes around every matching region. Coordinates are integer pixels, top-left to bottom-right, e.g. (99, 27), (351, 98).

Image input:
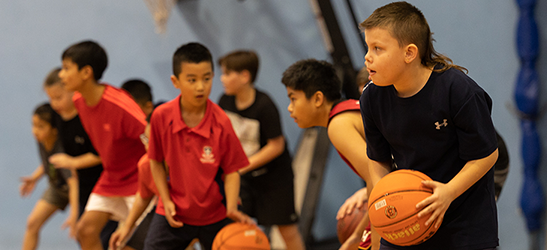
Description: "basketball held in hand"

(368, 169), (441, 246)
(337, 204), (367, 244)
(212, 222), (270, 250)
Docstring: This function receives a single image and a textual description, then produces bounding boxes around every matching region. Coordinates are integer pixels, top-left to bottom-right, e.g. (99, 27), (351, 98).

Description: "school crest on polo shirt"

(200, 146), (215, 163)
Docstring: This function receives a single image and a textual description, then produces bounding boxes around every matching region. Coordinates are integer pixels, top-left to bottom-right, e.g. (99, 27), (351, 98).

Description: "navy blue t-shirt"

(360, 66), (498, 249)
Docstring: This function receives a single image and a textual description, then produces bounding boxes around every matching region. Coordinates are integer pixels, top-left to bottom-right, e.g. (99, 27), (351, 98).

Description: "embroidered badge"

(200, 146), (215, 163)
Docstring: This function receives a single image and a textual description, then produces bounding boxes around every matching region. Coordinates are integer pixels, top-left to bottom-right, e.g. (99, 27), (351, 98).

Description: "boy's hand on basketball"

(226, 210), (256, 225)
(416, 180), (456, 229)
(164, 200), (183, 228)
(110, 226), (130, 250)
(19, 176), (36, 197)
(337, 187), (368, 220)
(49, 153), (76, 169)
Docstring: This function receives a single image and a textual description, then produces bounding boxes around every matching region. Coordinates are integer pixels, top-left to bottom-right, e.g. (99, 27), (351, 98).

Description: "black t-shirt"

(218, 89), (293, 181)
(56, 114), (103, 191)
(361, 66), (498, 249)
(39, 140), (71, 190)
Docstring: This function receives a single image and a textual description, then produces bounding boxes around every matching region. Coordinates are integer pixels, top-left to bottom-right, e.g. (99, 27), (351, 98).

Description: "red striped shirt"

(73, 84), (146, 196)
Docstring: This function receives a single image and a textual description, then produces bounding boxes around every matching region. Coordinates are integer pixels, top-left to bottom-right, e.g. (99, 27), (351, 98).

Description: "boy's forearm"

(240, 136), (284, 174)
(446, 149), (498, 199)
(72, 153), (101, 169)
(32, 165), (45, 181)
(150, 159), (171, 203)
(368, 160), (392, 195)
(123, 194), (154, 231)
(223, 171), (240, 212)
(67, 176), (79, 217)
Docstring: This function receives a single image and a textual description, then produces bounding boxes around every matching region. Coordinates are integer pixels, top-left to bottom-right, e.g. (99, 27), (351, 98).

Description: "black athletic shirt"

(218, 89), (293, 180)
(56, 114), (103, 197)
(360, 66), (498, 249)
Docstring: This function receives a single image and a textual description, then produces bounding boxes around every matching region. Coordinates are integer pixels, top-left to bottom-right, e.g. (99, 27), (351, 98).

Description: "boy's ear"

(80, 65), (94, 80)
(143, 101), (154, 116)
(240, 70), (251, 84)
(312, 91), (325, 108)
(404, 44), (419, 64)
(170, 75), (180, 89)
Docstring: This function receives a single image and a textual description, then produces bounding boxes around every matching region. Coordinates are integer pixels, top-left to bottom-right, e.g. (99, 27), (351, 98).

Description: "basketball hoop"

(144, 0), (176, 34)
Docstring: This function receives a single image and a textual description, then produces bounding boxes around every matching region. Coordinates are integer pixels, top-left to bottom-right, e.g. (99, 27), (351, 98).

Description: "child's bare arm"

(238, 135), (285, 175)
(224, 171), (254, 224)
(64, 172), (79, 238)
(417, 149), (499, 228)
(20, 165), (45, 197)
(110, 194), (154, 249)
(150, 158), (182, 228)
(224, 171), (240, 213)
(49, 152), (101, 170)
(328, 112), (373, 182)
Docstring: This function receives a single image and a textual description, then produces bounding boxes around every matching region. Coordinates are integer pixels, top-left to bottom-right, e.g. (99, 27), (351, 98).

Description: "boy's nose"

(364, 52), (371, 64)
(196, 81), (204, 90)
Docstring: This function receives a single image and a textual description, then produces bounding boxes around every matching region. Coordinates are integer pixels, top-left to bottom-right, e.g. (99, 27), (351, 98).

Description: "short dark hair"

(172, 42), (213, 77)
(62, 40), (108, 81)
(218, 50), (259, 84)
(360, 1), (466, 73)
(121, 79), (153, 104)
(281, 59), (342, 102)
(34, 103), (57, 129)
(43, 67), (62, 88)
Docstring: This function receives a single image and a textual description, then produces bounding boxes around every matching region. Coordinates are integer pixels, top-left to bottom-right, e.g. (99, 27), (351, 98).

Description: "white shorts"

(85, 193), (135, 222)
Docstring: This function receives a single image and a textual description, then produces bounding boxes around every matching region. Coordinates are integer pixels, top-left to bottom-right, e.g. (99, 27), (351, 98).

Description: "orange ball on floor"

(212, 222), (270, 250)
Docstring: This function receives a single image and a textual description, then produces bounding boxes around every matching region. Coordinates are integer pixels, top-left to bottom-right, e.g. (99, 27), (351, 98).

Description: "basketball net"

(144, 0), (176, 34)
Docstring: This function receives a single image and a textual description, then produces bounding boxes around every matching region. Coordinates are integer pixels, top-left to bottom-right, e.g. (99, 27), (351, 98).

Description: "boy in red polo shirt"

(59, 40), (147, 250)
(145, 42), (252, 250)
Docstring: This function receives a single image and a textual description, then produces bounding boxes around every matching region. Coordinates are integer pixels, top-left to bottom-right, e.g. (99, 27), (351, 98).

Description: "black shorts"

(143, 213), (231, 250)
(240, 165), (298, 226)
(125, 208), (155, 250)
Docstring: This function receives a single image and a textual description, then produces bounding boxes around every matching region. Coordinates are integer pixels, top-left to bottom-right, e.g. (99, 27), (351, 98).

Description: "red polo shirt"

(137, 154), (158, 199)
(73, 84), (146, 196)
(148, 97), (249, 226)
(329, 99), (361, 176)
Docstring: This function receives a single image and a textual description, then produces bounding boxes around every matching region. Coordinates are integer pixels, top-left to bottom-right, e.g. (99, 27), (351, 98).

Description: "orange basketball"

(337, 203), (367, 244)
(368, 169), (441, 246)
(212, 222), (270, 250)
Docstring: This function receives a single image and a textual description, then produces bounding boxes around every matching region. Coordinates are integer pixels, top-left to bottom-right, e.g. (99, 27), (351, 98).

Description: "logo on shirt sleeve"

(200, 146), (216, 164)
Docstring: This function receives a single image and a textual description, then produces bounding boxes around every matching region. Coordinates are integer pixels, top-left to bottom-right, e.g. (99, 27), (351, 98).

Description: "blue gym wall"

(0, 1), (544, 249)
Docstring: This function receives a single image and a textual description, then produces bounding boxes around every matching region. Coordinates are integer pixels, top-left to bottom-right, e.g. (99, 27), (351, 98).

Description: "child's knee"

(26, 216), (41, 232)
(76, 219), (99, 240)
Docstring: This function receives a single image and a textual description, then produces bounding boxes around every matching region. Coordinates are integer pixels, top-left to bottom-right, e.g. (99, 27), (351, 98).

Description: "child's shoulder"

(208, 100), (231, 122)
(251, 89), (278, 111)
(150, 97), (180, 124)
(433, 68), (487, 98)
(208, 100), (241, 130)
(102, 84), (138, 105)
